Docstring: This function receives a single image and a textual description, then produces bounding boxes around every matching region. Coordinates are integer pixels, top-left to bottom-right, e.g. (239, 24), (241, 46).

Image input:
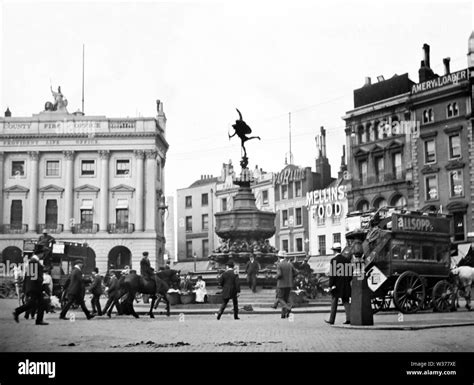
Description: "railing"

(72, 223), (99, 234)
(37, 224), (64, 234)
(107, 223), (135, 233)
(0, 224), (28, 234)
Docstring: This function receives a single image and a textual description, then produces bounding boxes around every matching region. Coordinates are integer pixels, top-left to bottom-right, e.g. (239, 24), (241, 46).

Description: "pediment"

(353, 148), (369, 157)
(74, 184), (100, 198)
(386, 139), (403, 149)
(39, 184), (65, 193)
(4, 185), (30, 193)
(109, 184), (135, 193)
(446, 201), (468, 212)
(109, 184), (135, 197)
(369, 144), (384, 153)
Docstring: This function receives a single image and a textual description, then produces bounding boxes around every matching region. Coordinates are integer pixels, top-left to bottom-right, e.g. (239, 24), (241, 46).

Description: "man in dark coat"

(59, 261), (94, 320)
(245, 255), (260, 293)
(325, 243), (352, 325)
(13, 254), (48, 325)
(140, 251), (163, 296)
(89, 268), (103, 316)
(37, 229), (55, 267)
(275, 251), (297, 318)
(216, 260), (240, 320)
(103, 271), (121, 318)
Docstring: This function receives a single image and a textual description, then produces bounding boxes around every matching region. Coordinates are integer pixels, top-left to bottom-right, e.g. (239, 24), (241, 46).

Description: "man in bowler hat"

(275, 251), (297, 318)
(325, 242), (352, 325)
(216, 260), (240, 320)
(59, 260), (95, 320)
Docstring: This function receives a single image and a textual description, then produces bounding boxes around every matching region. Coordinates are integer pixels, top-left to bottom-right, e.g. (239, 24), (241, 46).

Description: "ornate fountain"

(209, 109), (278, 268)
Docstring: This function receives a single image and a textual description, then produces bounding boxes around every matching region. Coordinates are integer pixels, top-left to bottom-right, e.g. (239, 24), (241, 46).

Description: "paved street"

(1, 299), (474, 352)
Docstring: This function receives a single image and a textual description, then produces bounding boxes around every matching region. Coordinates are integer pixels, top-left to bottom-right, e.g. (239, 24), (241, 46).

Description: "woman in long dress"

(194, 276), (207, 303)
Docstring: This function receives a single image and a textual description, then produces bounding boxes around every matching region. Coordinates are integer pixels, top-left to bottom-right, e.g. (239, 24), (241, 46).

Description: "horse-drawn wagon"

(346, 208), (456, 314)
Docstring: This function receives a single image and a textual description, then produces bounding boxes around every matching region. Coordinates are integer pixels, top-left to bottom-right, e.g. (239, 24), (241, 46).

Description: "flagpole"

(82, 44), (85, 113)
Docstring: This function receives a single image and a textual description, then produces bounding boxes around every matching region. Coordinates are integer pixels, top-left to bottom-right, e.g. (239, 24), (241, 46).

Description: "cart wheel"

(371, 295), (391, 314)
(393, 271), (425, 314)
(432, 280), (455, 313)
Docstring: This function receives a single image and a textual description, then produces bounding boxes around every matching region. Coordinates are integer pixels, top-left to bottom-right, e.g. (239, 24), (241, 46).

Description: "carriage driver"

(140, 252), (162, 295)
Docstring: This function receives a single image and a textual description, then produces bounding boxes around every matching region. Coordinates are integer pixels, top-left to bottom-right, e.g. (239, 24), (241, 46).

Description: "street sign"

(366, 265), (387, 292)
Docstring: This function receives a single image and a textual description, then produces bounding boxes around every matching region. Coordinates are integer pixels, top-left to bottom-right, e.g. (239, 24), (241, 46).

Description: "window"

(357, 200), (369, 212)
(422, 109), (434, 124)
(202, 214), (209, 231)
(45, 200), (58, 227)
(404, 244), (421, 260)
(357, 125), (364, 144)
(295, 207), (302, 226)
(447, 103), (459, 118)
(281, 185), (288, 200)
(46, 160), (60, 177)
(359, 160), (367, 184)
(375, 156), (384, 182)
(10, 200), (23, 227)
(391, 240), (406, 260)
(318, 235), (326, 255)
(425, 175), (438, 201)
(424, 139), (436, 164)
(185, 216), (192, 232)
(116, 159), (130, 175)
(453, 212), (465, 242)
(317, 216), (325, 226)
(296, 238), (303, 252)
(81, 160), (96, 176)
(201, 193), (208, 206)
(282, 240), (289, 253)
(202, 239), (209, 258)
(295, 181), (302, 197)
(80, 209), (93, 226)
(185, 196), (192, 208)
(221, 198), (227, 211)
(374, 198), (387, 209)
(421, 244), (435, 260)
(116, 209), (129, 227)
(282, 210), (288, 227)
(186, 241), (193, 258)
(448, 134), (461, 159)
(262, 190), (269, 204)
(449, 170), (463, 197)
(392, 152), (402, 179)
(11, 161), (25, 177)
(333, 233), (341, 245)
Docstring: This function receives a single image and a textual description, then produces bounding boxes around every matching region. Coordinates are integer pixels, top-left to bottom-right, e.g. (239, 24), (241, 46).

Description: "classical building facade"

(0, 93), (169, 272)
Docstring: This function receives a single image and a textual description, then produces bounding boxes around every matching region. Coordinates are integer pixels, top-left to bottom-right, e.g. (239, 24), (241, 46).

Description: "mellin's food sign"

(306, 186), (346, 219)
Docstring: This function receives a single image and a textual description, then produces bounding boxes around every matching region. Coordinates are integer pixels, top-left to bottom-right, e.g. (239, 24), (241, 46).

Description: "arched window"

(391, 195), (407, 209)
(356, 200), (370, 212)
(373, 197), (388, 209)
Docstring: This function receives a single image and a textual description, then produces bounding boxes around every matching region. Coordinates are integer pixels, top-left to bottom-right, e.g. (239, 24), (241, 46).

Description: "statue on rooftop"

(44, 86), (68, 112)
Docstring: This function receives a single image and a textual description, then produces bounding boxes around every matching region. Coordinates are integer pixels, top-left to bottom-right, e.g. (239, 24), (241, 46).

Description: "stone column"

(134, 150), (145, 231)
(145, 149), (157, 231)
(63, 151), (75, 231)
(98, 150), (110, 232)
(0, 152), (4, 227)
(28, 151), (40, 233)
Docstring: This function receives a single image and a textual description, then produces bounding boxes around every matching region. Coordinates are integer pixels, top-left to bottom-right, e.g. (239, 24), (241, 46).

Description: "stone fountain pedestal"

(209, 165), (278, 269)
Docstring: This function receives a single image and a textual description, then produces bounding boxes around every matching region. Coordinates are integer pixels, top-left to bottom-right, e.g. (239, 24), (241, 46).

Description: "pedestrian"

(37, 229), (55, 267)
(103, 271), (121, 318)
(325, 242), (352, 325)
(13, 252), (48, 325)
(59, 260), (95, 320)
(274, 250), (297, 319)
(89, 267), (103, 316)
(194, 275), (207, 303)
(245, 255), (260, 293)
(216, 260), (240, 320)
(140, 251), (161, 295)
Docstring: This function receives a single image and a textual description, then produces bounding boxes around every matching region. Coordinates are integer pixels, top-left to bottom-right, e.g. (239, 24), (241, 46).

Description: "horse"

(118, 269), (180, 318)
(229, 108), (260, 158)
(450, 266), (474, 311)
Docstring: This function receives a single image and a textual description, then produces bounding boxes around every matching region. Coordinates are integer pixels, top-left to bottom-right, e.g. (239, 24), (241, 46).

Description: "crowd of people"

(12, 237), (352, 325)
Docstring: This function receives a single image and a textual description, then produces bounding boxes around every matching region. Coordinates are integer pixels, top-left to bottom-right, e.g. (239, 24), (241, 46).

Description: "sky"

(1, 0), (473, 200)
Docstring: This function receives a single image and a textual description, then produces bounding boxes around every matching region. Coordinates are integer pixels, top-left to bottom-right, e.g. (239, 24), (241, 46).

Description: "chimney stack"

(321, 126), (326, 158)
(364, 77), (371, 86)
(443, 57), (451, 74)
(423, 44), (430, 68)
(4, 107), (11, 117)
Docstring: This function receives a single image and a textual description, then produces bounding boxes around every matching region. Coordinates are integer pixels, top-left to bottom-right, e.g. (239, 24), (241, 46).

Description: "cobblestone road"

(1, 299), (474, 352)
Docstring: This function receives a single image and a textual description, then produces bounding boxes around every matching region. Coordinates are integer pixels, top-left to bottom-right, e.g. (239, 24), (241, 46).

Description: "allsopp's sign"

(392, 214), (451, 235)
(411, 69), (468, 94)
